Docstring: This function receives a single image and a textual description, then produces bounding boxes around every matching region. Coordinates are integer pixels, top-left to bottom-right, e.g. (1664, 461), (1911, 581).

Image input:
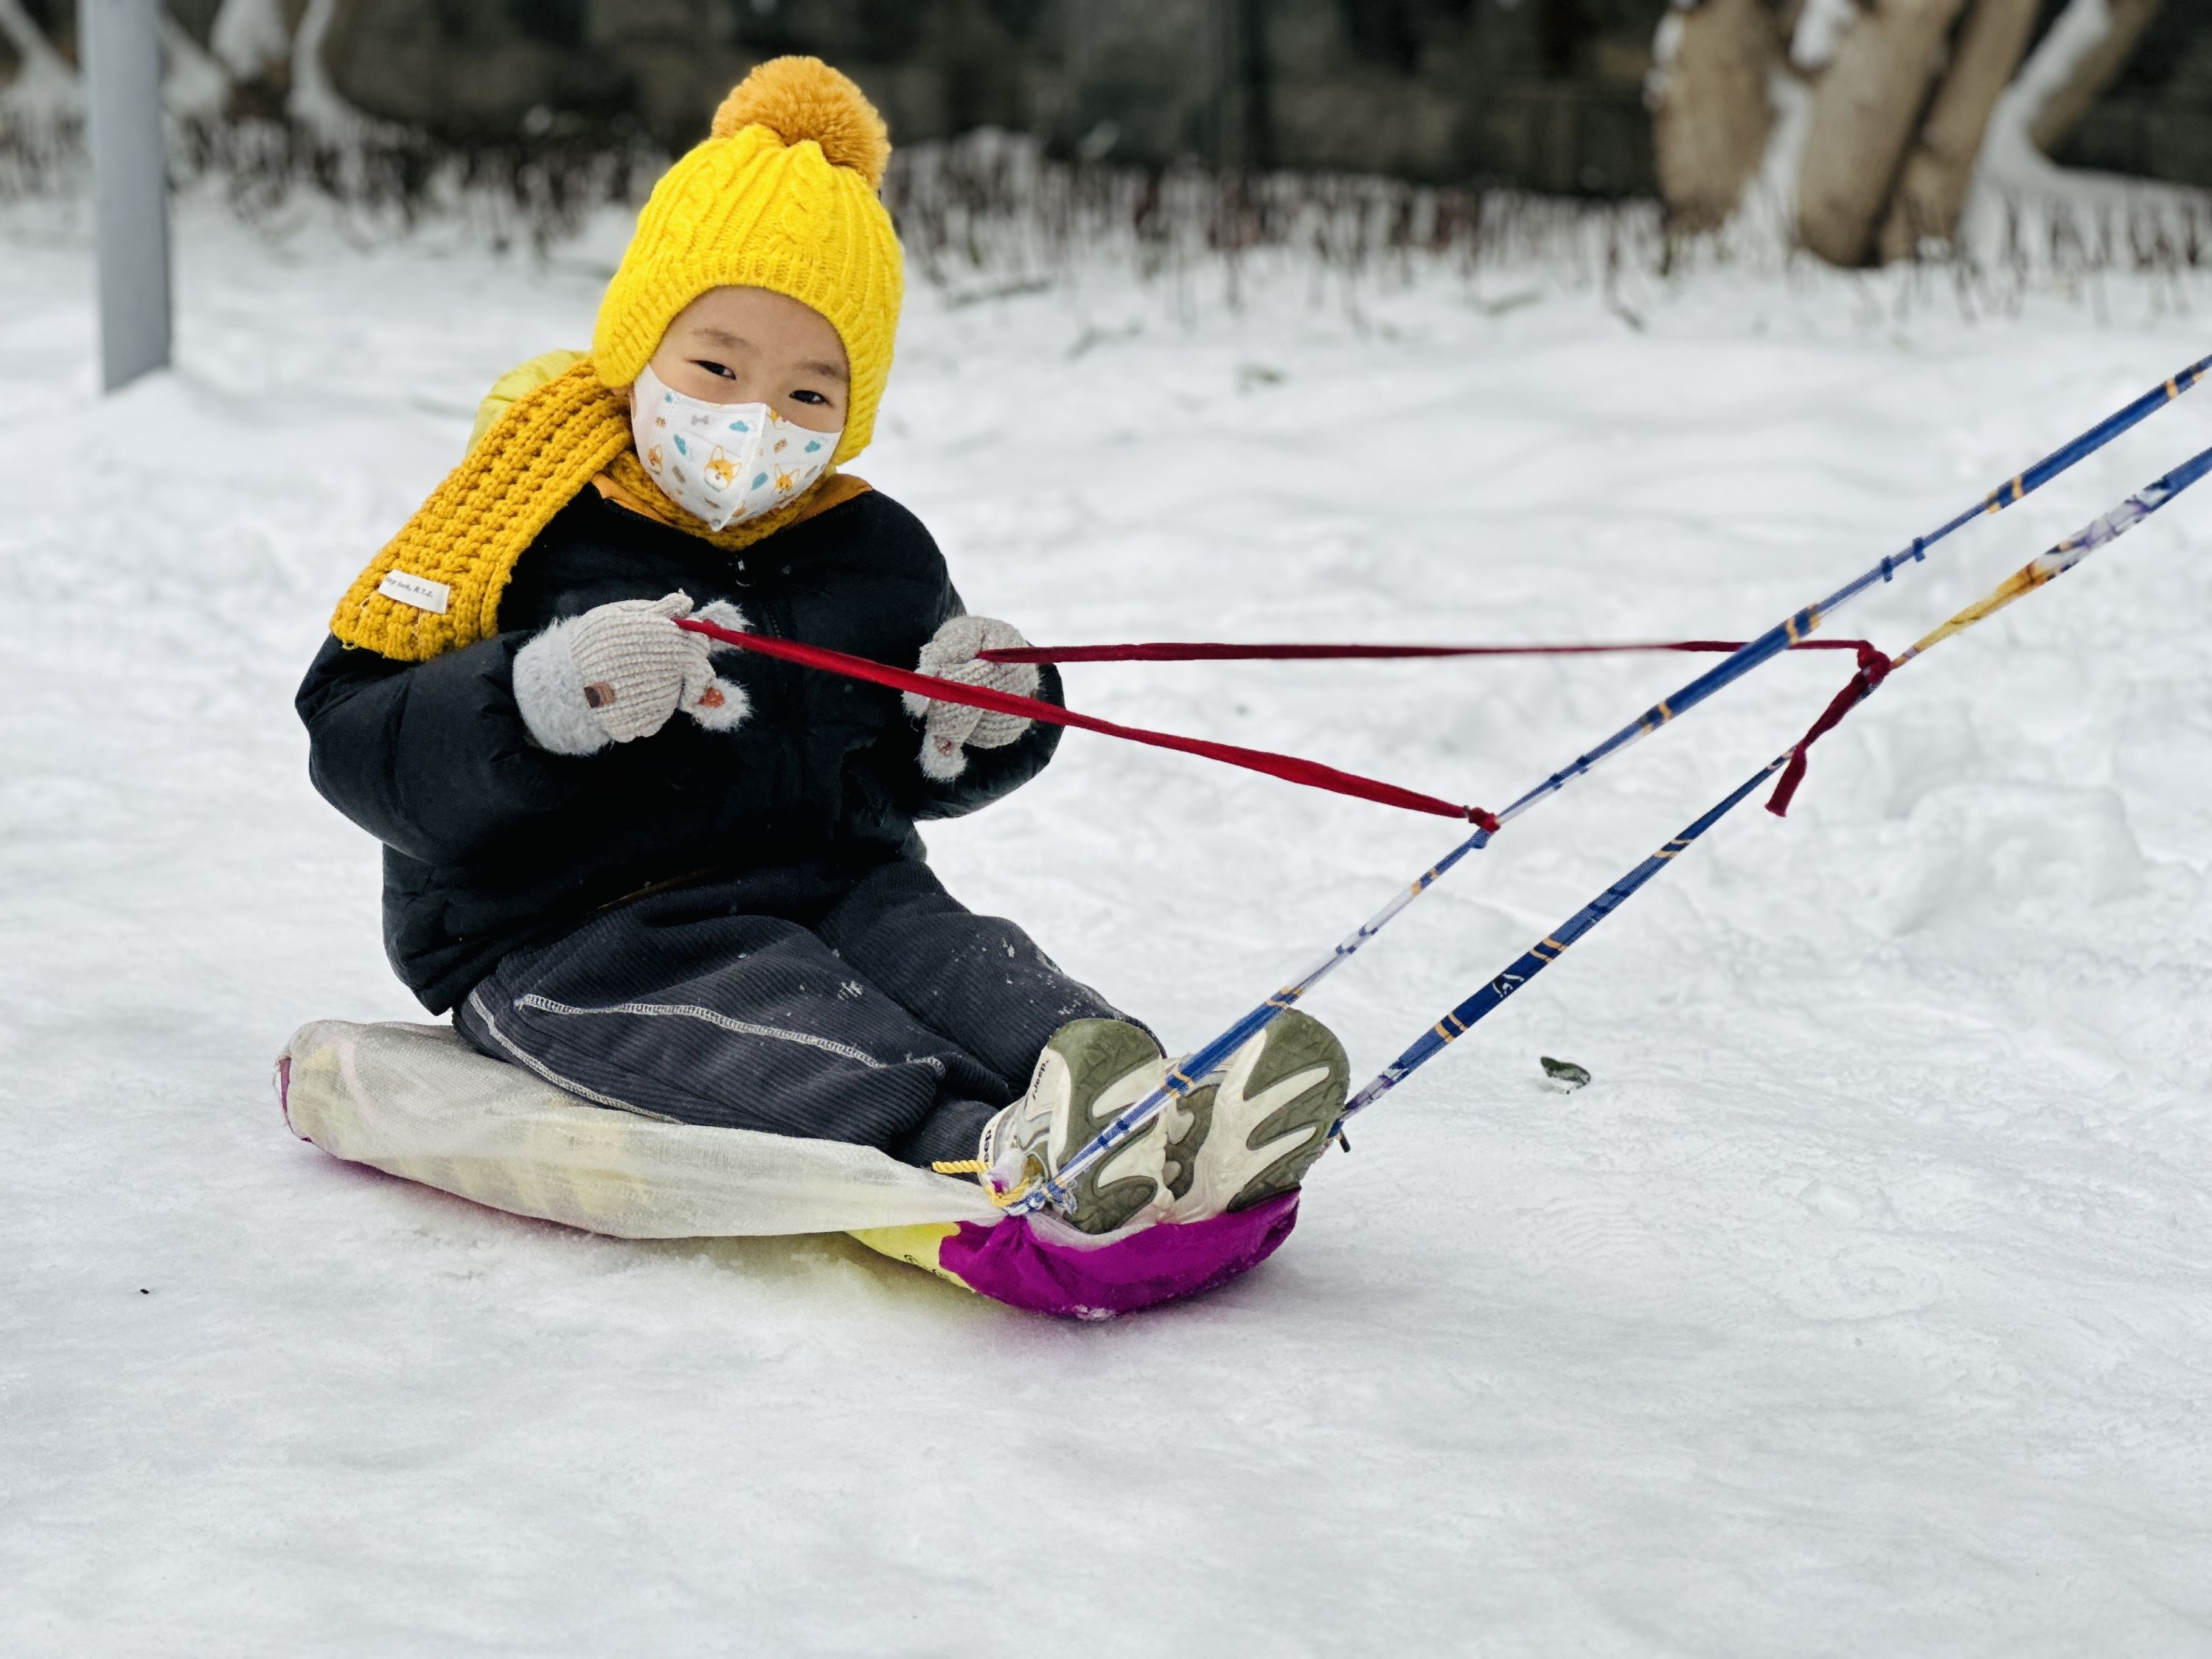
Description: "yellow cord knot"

(931, 1156), (1043, 1209)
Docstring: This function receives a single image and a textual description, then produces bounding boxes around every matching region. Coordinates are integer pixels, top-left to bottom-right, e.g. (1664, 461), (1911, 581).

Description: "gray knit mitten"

(514, 591), (748, 755)
(902, 614), (1040, 781)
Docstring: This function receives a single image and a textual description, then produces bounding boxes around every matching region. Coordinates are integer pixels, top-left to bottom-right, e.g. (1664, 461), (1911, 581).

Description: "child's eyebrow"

(693, 326), (845, 381)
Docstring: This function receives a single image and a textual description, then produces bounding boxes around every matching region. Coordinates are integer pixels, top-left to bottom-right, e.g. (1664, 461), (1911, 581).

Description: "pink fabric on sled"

(939, 1192), (1302, 1319)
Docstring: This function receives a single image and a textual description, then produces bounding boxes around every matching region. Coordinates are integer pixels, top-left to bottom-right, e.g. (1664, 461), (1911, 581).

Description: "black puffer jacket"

(296, 486), (1063, 1012)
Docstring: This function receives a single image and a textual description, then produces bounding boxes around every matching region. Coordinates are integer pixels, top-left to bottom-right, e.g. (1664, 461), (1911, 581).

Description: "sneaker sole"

(1168, 1010), (1346, 1219)
(1043, 1019), (1170, 1234)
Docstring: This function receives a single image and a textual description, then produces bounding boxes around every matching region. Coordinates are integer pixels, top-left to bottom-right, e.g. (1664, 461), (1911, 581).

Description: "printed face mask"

(630, 362), (841, 532)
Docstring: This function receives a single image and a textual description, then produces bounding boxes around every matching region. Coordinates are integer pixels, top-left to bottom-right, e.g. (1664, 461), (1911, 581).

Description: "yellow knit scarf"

(330, 360), (866, 661)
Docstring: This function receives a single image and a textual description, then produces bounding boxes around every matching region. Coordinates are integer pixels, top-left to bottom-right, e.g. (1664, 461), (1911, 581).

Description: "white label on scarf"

(378, 570), (451, 613)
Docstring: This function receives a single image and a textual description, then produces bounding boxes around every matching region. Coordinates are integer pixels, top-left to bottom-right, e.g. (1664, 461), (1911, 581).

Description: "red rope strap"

(677, 617), (1503, 830)
(982, 634), (1895, 820)
(979, 639), (1877, 664)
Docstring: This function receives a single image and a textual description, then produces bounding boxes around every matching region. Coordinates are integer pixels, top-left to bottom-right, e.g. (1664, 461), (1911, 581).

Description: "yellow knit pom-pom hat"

(592, 56), (903, 462)
(324, 58), (900, 664)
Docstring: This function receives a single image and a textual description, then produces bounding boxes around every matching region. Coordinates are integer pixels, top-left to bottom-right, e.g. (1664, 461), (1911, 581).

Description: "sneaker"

(973, 1019), (1172, 1234)
(1161, 1009), (1348, 1222)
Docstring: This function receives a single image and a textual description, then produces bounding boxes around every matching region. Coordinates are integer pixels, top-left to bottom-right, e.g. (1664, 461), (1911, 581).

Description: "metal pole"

(80, 0), (172, 391)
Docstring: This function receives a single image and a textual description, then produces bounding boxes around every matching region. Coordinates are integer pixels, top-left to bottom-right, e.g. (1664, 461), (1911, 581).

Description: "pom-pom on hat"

(592, 57), (903, 462)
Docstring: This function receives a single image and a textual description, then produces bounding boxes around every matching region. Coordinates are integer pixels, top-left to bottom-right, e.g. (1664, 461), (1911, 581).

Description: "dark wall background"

(282, 0), (1666, 195)
(2043, 0), (2212, 189)
(7, 0), (2212, 195)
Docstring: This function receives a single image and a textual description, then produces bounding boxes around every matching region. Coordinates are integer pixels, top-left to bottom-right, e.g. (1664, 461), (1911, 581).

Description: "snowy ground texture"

(4, 195), (2211, 1655)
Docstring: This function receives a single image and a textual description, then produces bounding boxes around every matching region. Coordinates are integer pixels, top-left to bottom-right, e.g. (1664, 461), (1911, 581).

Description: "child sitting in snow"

(297, 58), (1346, 1234)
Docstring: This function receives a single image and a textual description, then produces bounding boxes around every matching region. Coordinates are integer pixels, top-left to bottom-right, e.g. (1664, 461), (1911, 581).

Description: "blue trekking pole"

(1334, 440), (2212, 1130)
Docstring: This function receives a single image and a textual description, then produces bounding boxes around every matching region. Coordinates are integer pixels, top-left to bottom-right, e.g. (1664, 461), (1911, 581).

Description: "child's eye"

(692, 359), (736, 380)
(790, 389), (829, 405)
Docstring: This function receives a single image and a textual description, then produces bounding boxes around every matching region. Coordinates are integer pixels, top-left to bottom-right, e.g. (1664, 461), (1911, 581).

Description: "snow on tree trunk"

(160, 16), (236, 121)
(1974, 0), (2174, 211)
(1649, 0), (1780, 234)
(2025, 0), (2163, 157)
(210, 0), (293, 83)
(287, 0), (392, 142)
(1874, 0), (2040, 260)
(1795, 0), (1973, 266)
(0, 0), (81, 123)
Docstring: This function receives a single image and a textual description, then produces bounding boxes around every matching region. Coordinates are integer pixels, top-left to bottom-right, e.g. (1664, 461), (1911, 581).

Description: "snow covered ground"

(4, 192), (2210, 1655)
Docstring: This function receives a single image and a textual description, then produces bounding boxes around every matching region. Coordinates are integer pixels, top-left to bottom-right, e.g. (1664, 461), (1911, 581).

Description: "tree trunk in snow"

(2026, 0), (2163, 156)
(1652, 0), (1781, 233)
(1795, 0), (1972, 267)
(1874, 0), (2039, 259)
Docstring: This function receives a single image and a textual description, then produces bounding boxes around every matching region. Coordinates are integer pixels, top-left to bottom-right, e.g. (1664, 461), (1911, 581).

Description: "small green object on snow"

(1540, 1056), (1591, 1092)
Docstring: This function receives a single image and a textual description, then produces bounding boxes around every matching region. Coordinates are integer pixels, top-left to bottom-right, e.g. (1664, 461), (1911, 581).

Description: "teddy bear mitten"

(514, 591), (731, 754)
(902, 613), (1040, 781)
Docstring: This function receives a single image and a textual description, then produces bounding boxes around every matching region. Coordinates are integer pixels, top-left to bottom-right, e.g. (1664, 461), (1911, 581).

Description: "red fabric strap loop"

(676, 617), (1500, 827)
(1765, 643), (1896, 818)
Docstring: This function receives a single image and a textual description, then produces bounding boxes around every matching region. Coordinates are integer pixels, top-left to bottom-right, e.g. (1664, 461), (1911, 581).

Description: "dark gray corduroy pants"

(454, 855), (1128, 1168)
